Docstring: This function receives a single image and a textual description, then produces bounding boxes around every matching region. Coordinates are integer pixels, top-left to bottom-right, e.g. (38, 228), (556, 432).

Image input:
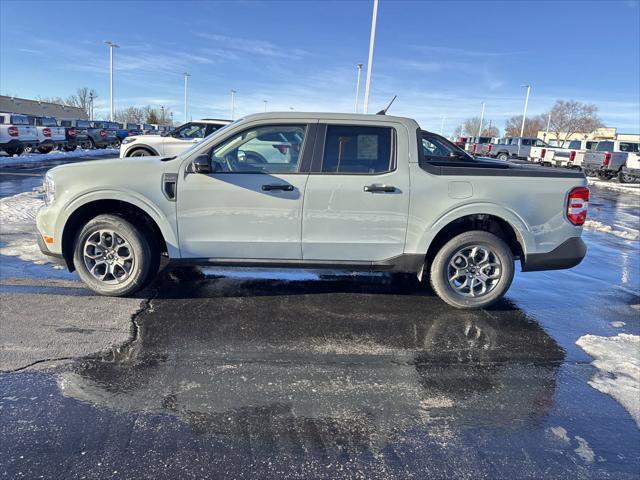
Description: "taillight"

(567, 187), (589, 226)
(68, 128), (77, 138)
(100, 129), (107, 138)
(488, 144), (493, 153)
(472, 144), (477, 153)
(603, 153), (611, 165)
(8, 126), (19, 137)
(569, 150), (576, 162)
(43, 128), (51, 137)
(541, 148), (546, 158)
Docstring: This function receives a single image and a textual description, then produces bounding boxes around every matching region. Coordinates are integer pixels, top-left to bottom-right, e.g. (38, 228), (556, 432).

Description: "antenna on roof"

(376, 95), (397, 115)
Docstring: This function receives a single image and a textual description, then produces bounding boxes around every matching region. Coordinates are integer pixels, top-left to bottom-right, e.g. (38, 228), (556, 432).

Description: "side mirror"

(192, 154), (211, 174)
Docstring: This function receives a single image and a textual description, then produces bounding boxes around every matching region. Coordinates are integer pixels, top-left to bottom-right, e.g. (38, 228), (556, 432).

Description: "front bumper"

(36, 233), (68, 268)
(521, 237), (587, 272)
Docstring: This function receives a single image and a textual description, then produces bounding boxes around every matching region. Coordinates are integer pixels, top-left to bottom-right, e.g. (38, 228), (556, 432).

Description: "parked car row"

(462, 134), (640, 184)
(0, 111), (173, 156)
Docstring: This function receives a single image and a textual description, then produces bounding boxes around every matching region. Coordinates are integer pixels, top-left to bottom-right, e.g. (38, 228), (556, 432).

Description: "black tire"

(429, 230), (515, 309)
(496, 153), (509, 161)
(4, 145), (24, 156)
(73, 214), (157, 296)
(37, 146), (53, 154)
(63, 145), (77, 152)
(618, 169), (639, 184)
(596, 172), (612, 181)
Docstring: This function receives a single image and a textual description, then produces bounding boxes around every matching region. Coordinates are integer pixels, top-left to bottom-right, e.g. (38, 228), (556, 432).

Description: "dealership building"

(0, 95), (88, 120)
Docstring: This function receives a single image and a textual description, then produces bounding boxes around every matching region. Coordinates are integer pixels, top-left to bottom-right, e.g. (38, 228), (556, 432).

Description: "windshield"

(41, 117), (58, 126)
(10, 115), (30, 125)
(77, 120), (90, 128)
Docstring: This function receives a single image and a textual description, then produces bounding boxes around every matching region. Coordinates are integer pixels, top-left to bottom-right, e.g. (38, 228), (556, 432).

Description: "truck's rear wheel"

(37, 146), (53, 154)
(618, 170), (639, 184)
(4, 145), (24, 156)
(73, 214), (156, 296)
(429, 231), (514, 309)
(496, 153), (509, 161)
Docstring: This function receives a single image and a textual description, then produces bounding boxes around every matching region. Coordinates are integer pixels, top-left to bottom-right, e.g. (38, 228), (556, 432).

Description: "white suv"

(119, 119), (230, 158)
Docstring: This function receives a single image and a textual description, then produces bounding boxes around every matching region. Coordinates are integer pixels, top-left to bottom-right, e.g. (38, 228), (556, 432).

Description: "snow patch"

(583, 220), (639, 241)
(574, 436), (595, 463)
(547, 426), (570, 443)
(576, 333), (640, 427)
(588, 178), (640, 195)
(0, 191), (44, 226)
(0, 148), (118, 168)
(611, 321), (626, 328)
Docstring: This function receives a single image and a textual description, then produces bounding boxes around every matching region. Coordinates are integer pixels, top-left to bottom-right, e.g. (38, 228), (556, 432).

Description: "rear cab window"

(420, 131), (474, 163)
(321, 125), (394, 174)
(596, 141), (614, 152)
(619, 142), (639, 153)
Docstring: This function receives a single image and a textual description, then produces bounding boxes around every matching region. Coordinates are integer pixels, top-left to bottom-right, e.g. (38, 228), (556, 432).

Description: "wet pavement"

(0, 168), (639, 479)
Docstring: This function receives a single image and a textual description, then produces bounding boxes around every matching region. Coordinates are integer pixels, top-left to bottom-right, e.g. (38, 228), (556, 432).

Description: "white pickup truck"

(29, 116), (67, 153)
(37, 112), (589, 309)
(542, 139), (599, 168)
(0, 112), (39, 156)
(489, 137), (549, 161)
(583, 140), (640, 182)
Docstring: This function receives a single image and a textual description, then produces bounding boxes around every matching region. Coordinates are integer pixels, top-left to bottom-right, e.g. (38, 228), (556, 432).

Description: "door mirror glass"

(193, 154), (211, 174)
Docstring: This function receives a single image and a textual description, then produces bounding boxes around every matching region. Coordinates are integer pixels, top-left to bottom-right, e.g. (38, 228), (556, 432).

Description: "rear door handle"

(262, 184), (294, 191)
(364, 185), (396, 193)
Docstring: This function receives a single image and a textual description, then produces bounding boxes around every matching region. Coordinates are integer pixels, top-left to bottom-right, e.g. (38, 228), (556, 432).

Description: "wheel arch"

(60, 197), (175, 271)
(420, 209), (529, 277)
(124, 144), (159, 157)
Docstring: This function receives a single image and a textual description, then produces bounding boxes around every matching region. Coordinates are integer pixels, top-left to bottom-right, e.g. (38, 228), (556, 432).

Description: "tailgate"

(18, 126), (38, 141)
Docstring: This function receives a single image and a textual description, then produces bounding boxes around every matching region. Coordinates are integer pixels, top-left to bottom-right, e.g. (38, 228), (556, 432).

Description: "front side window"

(172, 123), (206, 139)
(322, 125), (393, 174)
(586, 141), (598, 150)
(521, 139), (532, 146)
(620, 142), (639, 153)
(533, 139), (547, 147)
(210, 124), (305, 173)
(567, 140), (581, 149)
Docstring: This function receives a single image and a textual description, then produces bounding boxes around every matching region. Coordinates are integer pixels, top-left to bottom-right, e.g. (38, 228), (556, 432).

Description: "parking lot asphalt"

(0, 163), (639, 479)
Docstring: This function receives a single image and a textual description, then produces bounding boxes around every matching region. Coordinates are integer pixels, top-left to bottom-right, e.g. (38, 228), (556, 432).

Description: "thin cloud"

(413, 45), (523, 57)
(197, 33), (307, 60)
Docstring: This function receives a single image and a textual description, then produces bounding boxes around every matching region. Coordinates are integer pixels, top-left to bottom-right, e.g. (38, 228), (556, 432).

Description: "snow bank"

(588, 178), (640, 196)
(576, 333), (640, 427)
(0, 191), (58, 266)
(583, 219), (640, 241)
(0, 148), (118, 168)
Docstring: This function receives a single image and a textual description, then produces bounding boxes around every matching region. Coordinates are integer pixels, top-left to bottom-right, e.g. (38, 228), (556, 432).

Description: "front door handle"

(364, 184), (396, 193)
(262, 184), (294, 192)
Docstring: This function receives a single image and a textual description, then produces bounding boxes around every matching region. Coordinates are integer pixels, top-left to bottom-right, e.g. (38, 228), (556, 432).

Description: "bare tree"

(66, 87), (98, 116)
(452, 125), (463, 138)
(546, 100), (603, 144)
(504, 114), (546, 138)
(114, 106), (146, 124)
(462, 117), (499, 137)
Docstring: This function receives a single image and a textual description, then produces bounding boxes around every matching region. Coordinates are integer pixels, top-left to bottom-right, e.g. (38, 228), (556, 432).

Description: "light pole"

(230, 89), (236, 120)
(518, 84), (531, 156)
(354, 63), (363, 113)
(544, 113), (551, 143)
(477, 102), (485, 137)
(88, 92), (94, 121)
(263, 99), (268, 112)
(104, 41), (119, 121)
(363, 0), (379, 114)
(183, 72), (190, 123)
(160, 105), (165, 124)
(440, 116), (446, 136)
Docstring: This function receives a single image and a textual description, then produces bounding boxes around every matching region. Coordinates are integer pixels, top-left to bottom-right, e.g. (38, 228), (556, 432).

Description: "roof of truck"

(240, 112), (421, 127)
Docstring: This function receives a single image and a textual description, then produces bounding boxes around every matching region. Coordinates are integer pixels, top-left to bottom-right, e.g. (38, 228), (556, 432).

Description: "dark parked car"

(117, 122), (142, 141)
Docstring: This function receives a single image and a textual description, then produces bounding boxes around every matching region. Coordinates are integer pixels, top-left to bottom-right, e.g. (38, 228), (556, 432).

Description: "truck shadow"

(57, 270), (565, 458)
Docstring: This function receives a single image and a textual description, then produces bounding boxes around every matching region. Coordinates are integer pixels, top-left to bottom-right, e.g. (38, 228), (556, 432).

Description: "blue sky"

(1, 0), (639, 134)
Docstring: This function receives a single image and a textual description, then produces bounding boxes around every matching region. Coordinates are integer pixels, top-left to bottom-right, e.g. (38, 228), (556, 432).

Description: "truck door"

(301, 122), (410, 262)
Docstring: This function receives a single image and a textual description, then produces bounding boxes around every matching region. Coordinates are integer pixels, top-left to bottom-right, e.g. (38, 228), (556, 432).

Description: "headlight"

(122, 137), (136, 145)
(43, 174), (55, 206)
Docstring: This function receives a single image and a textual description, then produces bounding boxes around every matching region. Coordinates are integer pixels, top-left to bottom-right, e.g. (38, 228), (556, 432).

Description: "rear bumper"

(521, 237), (587, 272)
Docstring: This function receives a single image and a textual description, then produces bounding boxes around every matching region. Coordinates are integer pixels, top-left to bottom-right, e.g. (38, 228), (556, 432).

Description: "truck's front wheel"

(429, 231), (514, 309)
(73, 214), (156, 296)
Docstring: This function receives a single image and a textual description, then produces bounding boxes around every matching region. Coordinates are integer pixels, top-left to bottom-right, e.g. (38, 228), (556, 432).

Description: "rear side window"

(596, 141), (614, 151)
(586, 141), (598, 150)
(322, 125), (393, 174)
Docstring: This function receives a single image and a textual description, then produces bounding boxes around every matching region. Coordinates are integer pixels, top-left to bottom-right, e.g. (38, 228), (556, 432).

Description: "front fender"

(55, 189), (180, 258)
